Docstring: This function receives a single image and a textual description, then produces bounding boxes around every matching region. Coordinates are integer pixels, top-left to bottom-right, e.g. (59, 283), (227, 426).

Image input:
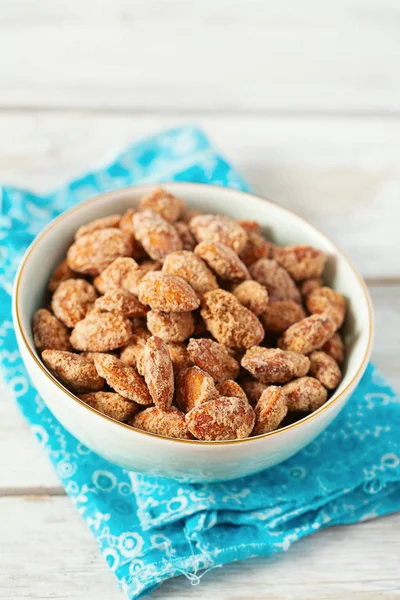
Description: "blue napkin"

(1, 126), (399, 599)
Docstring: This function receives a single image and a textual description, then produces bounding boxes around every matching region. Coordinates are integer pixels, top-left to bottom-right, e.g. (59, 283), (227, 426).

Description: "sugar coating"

(167, 342), (193, 377)
(139, 336), (174, 410)
(80, 392), (138, 422)
(260, 300), (306, 334)
(241, 347), (310, 384)
(67, 228), (133, 275)
(139, 187), (185, 223)
(249, 258), (301, 303)
(48, 259), (78, 292)
(240, 378), (267, 407)
(119, 328), (150, 368)
(94, 353), (151, 404)
(80, 351), (114, 364)
(274, 245), (327, 281)
(138, 271), (200, 312)
(278, 313), (336, 355)
(74, 214), (122, 240)
(253, 386), (288, 435)
(232, 280), (269, 315)
(309, 350), (342, 390)
(147, 310), (194, 343)
(177, 366), (219, 413)
(93, 257), (139, 294)
(119, 208), (137, 233)
(299, 277), (323, 298)
(201, 289), (265, 349)
(132, 210), (182, 261)
(194, 241), (250, 282)
(239, 232), (273, 267)
(130, 407), (192, 439)
(119, 208), (149, 260)
(283, 376), (328, 412)
(70, 312), (132, 352)
(123, 261), (162, 296)
(35, 191), (348, 442)
(186, 396), (255, 441)
(33, 309), (71, 352)
(187, 337), (239, 383)
(322, 332), (344, 364)
(237, 220), (261, 235)
(162, 250), (218, 298)
(216, 380), (247, 402)
(42, 350), (105, 394)
(190, 214), (248, 254)
(306, 286), (346, 329)
(94, 288), (148, 317)
(51, 278), (97, 327)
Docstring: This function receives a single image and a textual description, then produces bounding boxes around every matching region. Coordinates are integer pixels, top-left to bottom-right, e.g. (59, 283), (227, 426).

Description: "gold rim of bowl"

(14, 182), (374, 446)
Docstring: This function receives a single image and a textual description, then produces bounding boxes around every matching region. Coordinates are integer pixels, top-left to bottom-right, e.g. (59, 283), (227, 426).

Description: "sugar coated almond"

(138, 271), (200, 312)
(42, 350), (104, 394)
(177, 366), (219, 412)
(186, 396), (255, 441)
(33, 309), (71, 352)
(70, 312), (132, 352)
(67, 228), (133, 275)
(94, 353), (151, 404)
(283, 376), (328, 412)
(132, 210), (182, 261)
(51, 279), (97, 327)
(201, 289), (264, 349)
(187, 337), (239, 383)
(253, 386), (288, 435)
(80, 391), (138, 422)
(130, 406), (192, 439)
(241, 347), (310, 384)
(190, 214), (248, 254)
(309, 350), (342, 390)
(278, 313), (336, 355)
(139, 336), (174, 410)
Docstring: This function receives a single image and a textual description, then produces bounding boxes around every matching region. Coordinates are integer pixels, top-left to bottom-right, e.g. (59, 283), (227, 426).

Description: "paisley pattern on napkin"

(0, 126), (399, 599)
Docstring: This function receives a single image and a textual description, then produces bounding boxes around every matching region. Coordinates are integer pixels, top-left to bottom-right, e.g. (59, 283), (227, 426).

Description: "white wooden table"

(1, 1), (400, 597)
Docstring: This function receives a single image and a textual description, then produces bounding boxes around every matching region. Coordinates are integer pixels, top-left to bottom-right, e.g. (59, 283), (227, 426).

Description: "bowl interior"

(15, 183), (372, 440)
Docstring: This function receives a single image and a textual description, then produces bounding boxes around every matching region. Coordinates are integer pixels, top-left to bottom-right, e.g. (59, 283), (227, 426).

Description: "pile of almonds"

(33, 187), (346, 441)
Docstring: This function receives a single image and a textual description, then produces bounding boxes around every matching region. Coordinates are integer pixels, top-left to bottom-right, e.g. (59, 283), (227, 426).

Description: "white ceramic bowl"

(13, 183), (373, 482)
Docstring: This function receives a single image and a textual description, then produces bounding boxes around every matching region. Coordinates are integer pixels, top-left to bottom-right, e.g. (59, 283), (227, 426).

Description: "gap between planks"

(0, 487), (65, 498)
(2, 106), (400, 119)
(365, 278), (400, 287)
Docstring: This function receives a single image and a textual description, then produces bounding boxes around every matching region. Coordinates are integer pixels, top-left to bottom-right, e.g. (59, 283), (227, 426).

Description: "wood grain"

(0, 495), (398, 599)
(1, 113), (400, 279)
(0, 0), (399, 113)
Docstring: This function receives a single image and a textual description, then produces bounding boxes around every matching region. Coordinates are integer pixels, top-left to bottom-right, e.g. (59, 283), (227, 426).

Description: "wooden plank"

(1, 113), (400, 278)
(0, 394), (58, 492)
(0, 0), (399, 113)
(0, 284), (398, 493)
(0, 496), (122, 599)
(0, 495), (399, 599)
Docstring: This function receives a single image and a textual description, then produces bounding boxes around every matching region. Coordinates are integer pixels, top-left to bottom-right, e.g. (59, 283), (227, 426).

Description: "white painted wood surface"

(1, 0), (399, 113)
(2, 113), (400, 279)
(1, 1), (399, 598)
(1, 496), (399, 599)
